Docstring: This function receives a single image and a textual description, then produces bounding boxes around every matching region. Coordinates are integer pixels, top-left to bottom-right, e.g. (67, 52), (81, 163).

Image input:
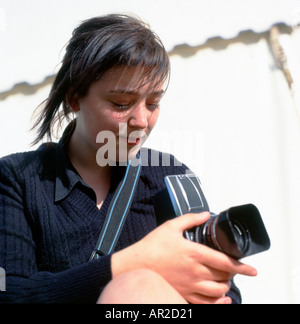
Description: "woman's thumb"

(174, 212), (211, 231)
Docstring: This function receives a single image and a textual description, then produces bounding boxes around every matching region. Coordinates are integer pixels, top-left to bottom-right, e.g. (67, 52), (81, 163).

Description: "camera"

(154, 174), (271, 259)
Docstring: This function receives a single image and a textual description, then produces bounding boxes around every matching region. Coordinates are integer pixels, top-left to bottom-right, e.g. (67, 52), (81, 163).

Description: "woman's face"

(72, 66), (165, 162)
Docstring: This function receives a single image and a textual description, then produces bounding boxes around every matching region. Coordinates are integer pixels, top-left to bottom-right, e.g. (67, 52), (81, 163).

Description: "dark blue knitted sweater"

(0, 141), (241, 304)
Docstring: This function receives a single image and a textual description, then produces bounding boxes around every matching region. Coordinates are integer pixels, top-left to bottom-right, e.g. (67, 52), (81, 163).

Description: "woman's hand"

(111, 212), (257, 304)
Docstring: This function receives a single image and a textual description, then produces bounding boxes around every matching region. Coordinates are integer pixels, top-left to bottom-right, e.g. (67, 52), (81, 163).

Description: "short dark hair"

(32, 14), (170, 144)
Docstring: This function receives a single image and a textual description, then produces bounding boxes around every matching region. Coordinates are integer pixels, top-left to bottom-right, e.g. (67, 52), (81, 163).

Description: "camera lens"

(194, 216), (221, 251)
(230, 219), (250, 255)
(192, 215), (251, 257)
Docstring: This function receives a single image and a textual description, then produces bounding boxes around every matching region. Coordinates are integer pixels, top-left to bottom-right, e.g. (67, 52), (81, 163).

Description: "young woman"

(0, 14), (257, 304)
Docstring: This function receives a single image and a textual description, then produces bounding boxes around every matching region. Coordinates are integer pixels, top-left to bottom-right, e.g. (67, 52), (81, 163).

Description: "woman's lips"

(127, 137), (141, 146)
(119, 136), (143, 147)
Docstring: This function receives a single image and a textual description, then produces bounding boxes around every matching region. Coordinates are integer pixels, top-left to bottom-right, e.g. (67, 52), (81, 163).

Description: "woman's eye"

(113, 103), (131, 110)
(111, 100), (160, 110)
(147, 102), (160, 110)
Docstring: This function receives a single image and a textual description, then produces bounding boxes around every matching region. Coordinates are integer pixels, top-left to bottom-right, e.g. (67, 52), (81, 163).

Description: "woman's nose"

(128, 103), (149, 129)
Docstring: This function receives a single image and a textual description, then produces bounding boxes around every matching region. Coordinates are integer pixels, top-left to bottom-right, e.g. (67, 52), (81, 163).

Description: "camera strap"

(89, 154), (142, 261)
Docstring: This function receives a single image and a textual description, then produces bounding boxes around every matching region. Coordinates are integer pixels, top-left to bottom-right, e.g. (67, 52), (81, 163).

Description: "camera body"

(154, 174), (271, 259)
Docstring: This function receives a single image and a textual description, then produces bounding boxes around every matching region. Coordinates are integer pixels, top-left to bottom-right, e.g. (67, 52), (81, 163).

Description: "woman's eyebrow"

(108, 89), (165, 96)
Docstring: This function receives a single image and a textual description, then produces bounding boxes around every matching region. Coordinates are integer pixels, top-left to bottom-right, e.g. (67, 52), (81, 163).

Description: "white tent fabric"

(1, 0), (300, 304)
(0, 0), (299, 92)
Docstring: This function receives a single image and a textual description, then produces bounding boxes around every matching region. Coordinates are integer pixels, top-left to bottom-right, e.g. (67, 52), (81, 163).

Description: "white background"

(1, 0), (300, 304)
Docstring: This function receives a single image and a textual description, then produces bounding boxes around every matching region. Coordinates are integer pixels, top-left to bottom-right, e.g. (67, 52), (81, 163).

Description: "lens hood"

(216, 204), (271, 259)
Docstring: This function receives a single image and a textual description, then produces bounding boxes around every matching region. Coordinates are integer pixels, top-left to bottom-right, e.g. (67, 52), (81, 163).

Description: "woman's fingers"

(194, 280), (232, 298)
(185, 280), (232, 304)
(194, 264), (234, 281)
(187, 293), (232, 305)
(195, 243), (257, 277)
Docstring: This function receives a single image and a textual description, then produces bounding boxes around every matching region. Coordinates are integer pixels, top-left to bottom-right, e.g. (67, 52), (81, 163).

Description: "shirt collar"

(54, 121), (127, 203)
(54, 121), (91, 203)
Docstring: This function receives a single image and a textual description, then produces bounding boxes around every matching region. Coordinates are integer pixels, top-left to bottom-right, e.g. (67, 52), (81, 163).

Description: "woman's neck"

(67, 128), (112, 208)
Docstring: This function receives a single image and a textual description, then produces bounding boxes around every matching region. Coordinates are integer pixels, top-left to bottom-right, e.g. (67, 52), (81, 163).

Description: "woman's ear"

(67, 91), (80, 112)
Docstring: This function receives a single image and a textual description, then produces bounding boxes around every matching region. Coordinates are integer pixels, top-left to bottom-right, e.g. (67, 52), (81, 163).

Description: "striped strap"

(89, 156), (142, 260)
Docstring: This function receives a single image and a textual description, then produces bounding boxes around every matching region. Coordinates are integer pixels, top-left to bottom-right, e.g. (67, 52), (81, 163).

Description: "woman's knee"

(98, 269), (186, 304)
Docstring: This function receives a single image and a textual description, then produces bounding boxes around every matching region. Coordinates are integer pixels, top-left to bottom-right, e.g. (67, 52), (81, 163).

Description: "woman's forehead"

(99, 66), (166, 94)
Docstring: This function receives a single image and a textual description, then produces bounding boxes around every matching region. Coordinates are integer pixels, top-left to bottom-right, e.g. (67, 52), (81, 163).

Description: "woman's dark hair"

(32, 14), (170, 144)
